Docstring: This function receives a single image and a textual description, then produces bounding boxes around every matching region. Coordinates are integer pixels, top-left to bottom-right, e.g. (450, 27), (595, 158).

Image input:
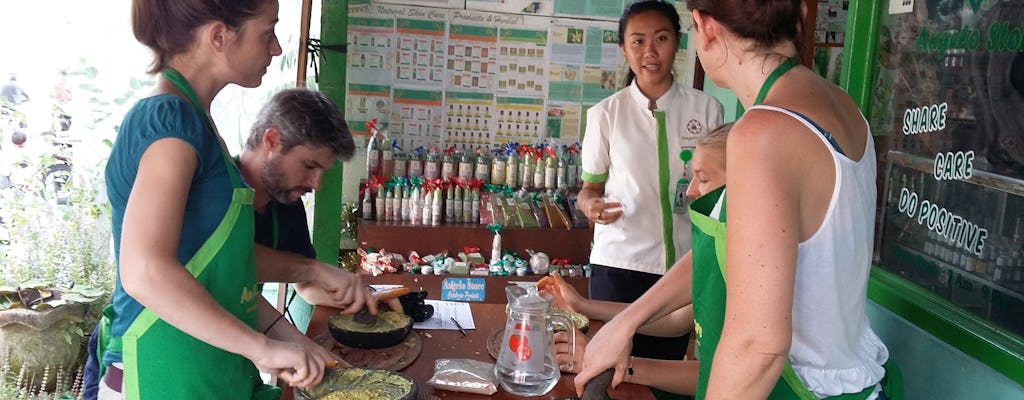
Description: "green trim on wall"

(840, 0), (882, 112)
(312, 0), (349, 266)
(868, 268), (1024, 386)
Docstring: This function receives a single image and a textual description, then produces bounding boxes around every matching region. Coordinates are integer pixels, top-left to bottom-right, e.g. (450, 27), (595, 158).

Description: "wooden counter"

(291, 303), (655, 400)
(357, 220), (594, 265)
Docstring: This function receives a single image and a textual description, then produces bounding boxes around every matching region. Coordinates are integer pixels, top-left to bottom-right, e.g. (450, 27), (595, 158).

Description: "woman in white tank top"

(574, 1), (893, 399)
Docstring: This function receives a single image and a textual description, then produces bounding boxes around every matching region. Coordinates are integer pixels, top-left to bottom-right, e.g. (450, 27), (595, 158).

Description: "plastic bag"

(427, 358), (498, 395)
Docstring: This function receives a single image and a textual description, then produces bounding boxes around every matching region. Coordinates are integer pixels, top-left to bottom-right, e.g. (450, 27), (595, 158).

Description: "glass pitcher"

(495, 285), (575, 396)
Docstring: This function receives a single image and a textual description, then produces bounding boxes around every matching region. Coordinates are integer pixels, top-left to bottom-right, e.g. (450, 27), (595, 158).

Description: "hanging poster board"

(343, 0), (699, 150)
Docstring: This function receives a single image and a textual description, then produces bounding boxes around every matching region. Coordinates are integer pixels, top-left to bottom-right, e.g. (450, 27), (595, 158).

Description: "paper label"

(441, 277), (486, 301)
(889, 0), (913, 14)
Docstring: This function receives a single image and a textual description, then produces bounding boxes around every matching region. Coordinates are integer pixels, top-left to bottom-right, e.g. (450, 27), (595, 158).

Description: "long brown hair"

(685, 0), (803, 56)
(131, 0), (273, 74)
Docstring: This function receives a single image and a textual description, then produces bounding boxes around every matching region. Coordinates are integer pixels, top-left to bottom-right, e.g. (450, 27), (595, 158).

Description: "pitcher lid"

(505, 285), (552, 313)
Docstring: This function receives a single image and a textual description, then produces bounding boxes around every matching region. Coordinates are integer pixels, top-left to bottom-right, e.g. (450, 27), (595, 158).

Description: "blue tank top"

(104, 94), (237, 362)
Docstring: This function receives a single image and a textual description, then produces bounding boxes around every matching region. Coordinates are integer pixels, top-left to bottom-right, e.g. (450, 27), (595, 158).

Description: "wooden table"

(289, 303), (655, 400)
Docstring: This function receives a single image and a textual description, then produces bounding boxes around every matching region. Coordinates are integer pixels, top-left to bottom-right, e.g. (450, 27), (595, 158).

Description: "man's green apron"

(97, 69), (280, 399)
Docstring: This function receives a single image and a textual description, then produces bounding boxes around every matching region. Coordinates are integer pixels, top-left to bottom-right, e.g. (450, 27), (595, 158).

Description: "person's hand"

(555, 329), (588, 374)
(248, 337), (330, 389)
(371, 287), (409, 313)
(573, 316), (634, 395)
(536, 274), (585, 313)
(297, 332), (347, 367)
(294, 264), (375, 314)
(586, 198), (623, 225)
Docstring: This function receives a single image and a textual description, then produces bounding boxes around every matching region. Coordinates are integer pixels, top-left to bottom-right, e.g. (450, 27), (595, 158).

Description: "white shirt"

(582, 81), (723, 275)
(750, 105), (888, 398)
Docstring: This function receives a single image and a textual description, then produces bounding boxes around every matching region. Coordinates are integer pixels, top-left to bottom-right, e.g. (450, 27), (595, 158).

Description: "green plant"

(0, 351), (83, 399)
(0, 154), (114, 298)
(0, 139), (113, 399)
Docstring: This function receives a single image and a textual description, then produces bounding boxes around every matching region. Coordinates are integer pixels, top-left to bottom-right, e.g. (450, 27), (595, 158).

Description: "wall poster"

(343, 0), (700, 150)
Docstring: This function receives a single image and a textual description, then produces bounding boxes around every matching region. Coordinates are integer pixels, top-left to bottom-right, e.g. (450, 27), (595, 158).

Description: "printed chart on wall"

(346, 16), (395, 135)
(395, 18), (447, 87)
(390, 88), (444, 150)
(343, 1), (700, 150)
(377, 0), (466, 8)
(446, 24), (498, 92)
(497, 27), (548, 97)
(553, 0), (627, 20)
(548, 20), (621, 141)
(445, 91), (495, 150)
(346, 84), (392, 136)
(496, 96), (545, 145)
(546, 103), (583, 142)
(467, 0), (553, 15)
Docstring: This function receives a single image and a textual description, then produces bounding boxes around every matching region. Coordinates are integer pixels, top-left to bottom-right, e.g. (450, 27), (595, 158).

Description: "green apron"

(689, 187), (874, 400)
(98, 69), (280, 400)
(688, 58), (898, 400)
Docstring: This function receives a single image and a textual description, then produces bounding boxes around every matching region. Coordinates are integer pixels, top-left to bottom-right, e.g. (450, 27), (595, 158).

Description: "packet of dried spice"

(427, 358), (498, 395)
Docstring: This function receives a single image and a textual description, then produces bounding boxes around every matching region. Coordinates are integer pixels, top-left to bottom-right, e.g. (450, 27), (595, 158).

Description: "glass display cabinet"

(877, 151), (1024, 337)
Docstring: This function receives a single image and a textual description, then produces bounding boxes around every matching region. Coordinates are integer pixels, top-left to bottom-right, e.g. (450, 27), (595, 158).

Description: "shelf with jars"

(877, 151), (1024, 337)
(355, 119), (595, 278)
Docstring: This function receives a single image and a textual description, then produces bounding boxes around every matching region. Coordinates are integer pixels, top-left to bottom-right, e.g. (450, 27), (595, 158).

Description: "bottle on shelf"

(431, 187), (443, 226)
(458, 150), (475, 180)
(375, 186), (386, 221)
(385, 187), (396, 222)
(556, 145), (568, 190)
(380, 127), (394, 180)
(446, 185), (457, 224)
(470, 187), (480, 224)
(566, 143), (581, 189)
(422, 187), (433, 226)
(475, 147), (492, 183)
(392, 140), (408, 179)
(409, 186), (421, 225)
(361, 189), (373, 220)
(453, 186), (465, 223)
(391, 187), (402, 221)
(425, 147), (441, 180)
(400, 185), (411, 222)
(505, 144), (519, 188)
(461, 186), (473, 223)
(442, 146), (457, 181)
(544, 146), (557, 190)
(365, 119), (383, 178)
(533, 150), (545, 190)
(520, 148), (534, 190)
(409, 146), (425, 178)
(491, 147), (507, 185)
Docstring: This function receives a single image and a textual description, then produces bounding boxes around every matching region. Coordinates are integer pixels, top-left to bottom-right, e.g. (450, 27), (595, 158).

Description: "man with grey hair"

(238, 88), (364, 313)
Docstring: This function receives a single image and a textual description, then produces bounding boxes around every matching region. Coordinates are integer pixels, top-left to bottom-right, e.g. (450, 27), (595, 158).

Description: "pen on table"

(451, 317), (468, 337)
